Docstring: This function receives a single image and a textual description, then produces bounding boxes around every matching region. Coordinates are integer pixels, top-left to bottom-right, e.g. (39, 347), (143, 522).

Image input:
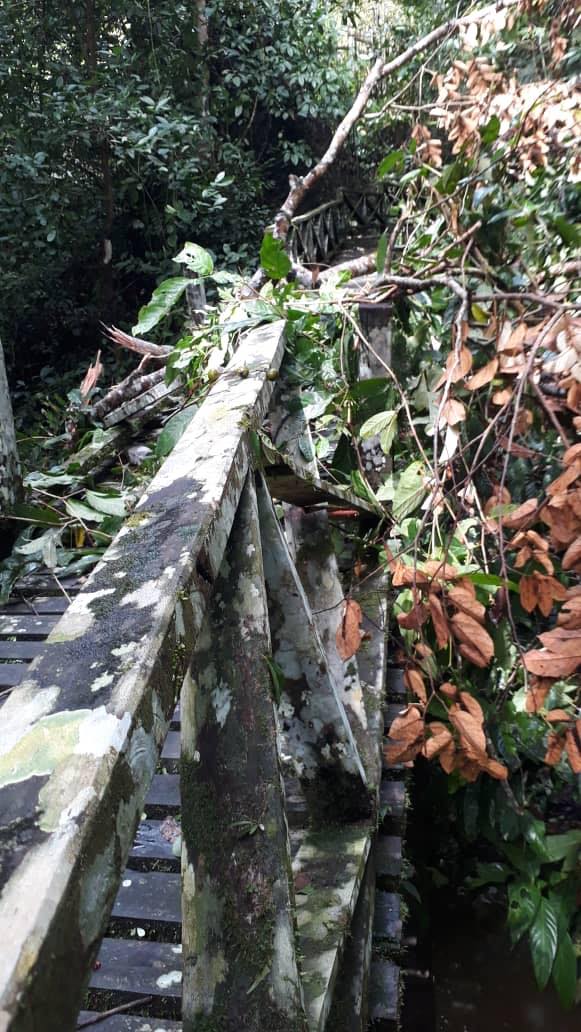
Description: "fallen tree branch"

(102, 324), (171, 358)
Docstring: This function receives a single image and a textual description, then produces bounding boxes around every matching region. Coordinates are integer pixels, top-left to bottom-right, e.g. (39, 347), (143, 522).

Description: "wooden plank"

(373, 891), (402, 947)
(144, 775), (180, 816)
(0, 614), (59, 639)
(327, 851), (375, 1032)
(111, 872), (181, 928)
(0, 321), (287, 1031)
(89, 938), (182, 999)
(266, 466), (377, 515)
(78, 1015), (181, 1031)
(181, 474), (304, 1029)
(368, 959), (399, 1028)
(257, 474), (368, 818)
(0, 666), (25, 689)
(0, 641), (44, 661)
(128, 820), (180, 871)
(3, 597), (69, 615)
(293, 824), (372, 1032)
(161, 732), (180, 769)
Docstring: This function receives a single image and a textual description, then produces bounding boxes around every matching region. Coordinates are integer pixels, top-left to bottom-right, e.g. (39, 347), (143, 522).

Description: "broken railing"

(0, 320), (386, 1031)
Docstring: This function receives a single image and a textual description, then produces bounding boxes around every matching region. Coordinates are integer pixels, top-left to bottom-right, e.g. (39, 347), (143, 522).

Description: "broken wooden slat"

(265, 466), (377, 515)
(327, 852), (375, 1032)
(284, 506), (380, 795)
(292, 825), (372, 1032)
(256, 474), (368, 819)
(3, 597), (69, 615)
(181, 473), (305, 1030)
(0, 321), (286, 1031)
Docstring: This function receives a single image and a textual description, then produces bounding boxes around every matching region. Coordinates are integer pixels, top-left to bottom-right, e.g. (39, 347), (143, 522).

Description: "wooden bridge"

(0, 190), (407, 1031)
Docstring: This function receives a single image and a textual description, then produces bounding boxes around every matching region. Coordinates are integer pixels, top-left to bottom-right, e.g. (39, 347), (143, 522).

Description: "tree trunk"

(0, 339), (23, 542)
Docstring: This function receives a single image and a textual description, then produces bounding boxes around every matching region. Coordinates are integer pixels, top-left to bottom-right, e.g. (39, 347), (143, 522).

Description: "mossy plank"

(327, 851), (376, 1032)
(256, 475), (368, 820)
(0, 322), (285, 1031)
(292, 824), (372, 1032)
(181, 473), (306, 1031)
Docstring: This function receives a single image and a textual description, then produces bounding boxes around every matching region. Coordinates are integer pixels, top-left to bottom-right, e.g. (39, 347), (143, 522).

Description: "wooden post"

(181, 473), (306, 1031)
(358, 302), (393, 489)
(0, 339), (22, 552)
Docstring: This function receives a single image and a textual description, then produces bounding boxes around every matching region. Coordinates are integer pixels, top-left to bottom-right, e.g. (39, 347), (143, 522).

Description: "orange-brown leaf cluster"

(336, 599), (364, 661)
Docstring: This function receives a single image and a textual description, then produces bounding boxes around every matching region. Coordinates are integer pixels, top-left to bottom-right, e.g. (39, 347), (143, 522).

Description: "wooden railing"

(0, 321), (388, 1030)
(287, 186), (396, 266)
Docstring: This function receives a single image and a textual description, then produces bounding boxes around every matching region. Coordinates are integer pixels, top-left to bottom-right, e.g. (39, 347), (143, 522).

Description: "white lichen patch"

(0, 683), (60, 754)
(156, 970), (182, 989)
(111, 641), (139, 659)
(211, 680), (232, 728)
(90, 671), (115, 693)
(74, 707), (131, 759)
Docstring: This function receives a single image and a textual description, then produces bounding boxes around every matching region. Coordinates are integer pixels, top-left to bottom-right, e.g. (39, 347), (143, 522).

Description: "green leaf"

(64, 499), (106, 523)
(16, 530), (57, 556)
(376, 230), (388, 275)
(529, 897), (559, 990)
(544, 831), (581, 863)
(552, 931), (577, 1009)
(360, 410), (398, 454)
(378, 150), (405, 177)
(25, 471), (77, 488)
(263, 655), (285, 706)
(85, 490), (126, 517)
(173, 242), (214, 277)
(507, 881), (540, 945)
(133, 277), (191, 335)
(466, 572), (519, 593)
(155, 406), (198, 458)
(10, 503), (61, 526)
(470, 302), (489, 323)
(524, 818), (549, 861)
(480, 115), (500, 145)
(393, 461), (426, 522)
(350, 470), (381, 511)
(552, 216), (580, 248)
(259, 232), (291, 279)
(467, 862), (509, 888)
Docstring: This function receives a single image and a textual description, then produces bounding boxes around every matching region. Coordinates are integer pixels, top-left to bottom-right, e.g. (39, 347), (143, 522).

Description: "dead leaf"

(564, 729), (581, 774)
(546, 709), (572, 722)
(440, 397), (466, 426)
(483, 757), (508, 780)
(397, 602), (429, 631)
(525, 680), (552, 713)
(429, 593), (450, 648)
(501, 498), (538, 530)
(524, 649), (581, 678)
(448, 586), (486, 624)
(492, 387), (513, 405)
(439, 682), (458, 699)
(544, 732), (565, 766)
(449, 706), (486, 762)
(422, 721), (453, 760)
(451, 612), (494, 667)
(435, 345), (473, 388)
(562, 537), (581, 571)
(459, 691), (484, 723)
(384, 705), (424, 763)
(336, 599), (363, 661)
(465, 357), (498, 390)
(404, 667), (427, 705)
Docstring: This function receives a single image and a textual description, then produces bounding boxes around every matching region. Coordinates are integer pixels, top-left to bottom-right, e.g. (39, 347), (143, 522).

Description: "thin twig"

(76, 997), (153, 1029)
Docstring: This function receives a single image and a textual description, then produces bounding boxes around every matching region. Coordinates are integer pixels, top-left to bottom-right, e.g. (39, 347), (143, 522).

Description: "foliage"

(0, 0), (357, 374)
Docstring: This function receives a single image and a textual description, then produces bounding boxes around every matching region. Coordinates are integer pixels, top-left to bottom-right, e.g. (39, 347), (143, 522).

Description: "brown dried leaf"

(439, 739), (457, 774)
(492, 387), (513, 406)
(459, 691), (484, 724)
(525, 681), (551, 713)
(440, 398), (466, 426)
(519, 574), (538, 613)
(436, 345), (473, 388)
(429, 593), (450, 649)
(562, 537), (581, 572)
(448, 586), (486, 624)
(546, 709), (572, 723)
(524, 649), (581, 678)
(422, 722), (453, 760)
(544, 732), (565, 766)
(336, 599), (363, 661)
(546, 461), (581, 497)
(465, 357), (499, 391)
(404, 667), (427, 705)
(439, 682), (458, 700)
(449, 707), (486, 762)
(451, 612), (494, 667)
(483, 757), (509, 780)
(564, 730), (581, 774)
(397, 602), (429, 631)
(501, 498), (538, 530)
(384, 705), (424, 763)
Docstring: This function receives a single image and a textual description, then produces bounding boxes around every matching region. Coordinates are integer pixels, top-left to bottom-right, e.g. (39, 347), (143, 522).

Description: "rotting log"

(0, 321), (286, 1031)
(181, 473), (306, 1031)
(256, 474), (371, 821)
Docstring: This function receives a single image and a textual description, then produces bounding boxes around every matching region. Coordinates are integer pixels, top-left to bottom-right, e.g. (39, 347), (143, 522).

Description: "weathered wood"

(77, 1015), (181, 1032)
(265, 466), (377, 515)
(144, 775), (180, 816)
(111, 872), (181, 928)
(0, 666), (24, 689)
(0, 339), (22, 524)
(283, 506), (380, 794)
(0, 321), (286, 1031)
(368, 958), (399, 1029)
(88, 938), (183, 1002)
(181, 473), (305, 1031)
(292, 825), (372, 1031)
(327, 852), (375, 1032)
(129, 820), (180, 872)
(256, 474), (368, 819)
(0, 613), (59, 639)
(2, 596), (69, 615)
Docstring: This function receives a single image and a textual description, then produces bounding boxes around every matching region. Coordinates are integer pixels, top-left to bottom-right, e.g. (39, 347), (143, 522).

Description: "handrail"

(0, 322), (287, 1029)
(287, 184), (396, 266)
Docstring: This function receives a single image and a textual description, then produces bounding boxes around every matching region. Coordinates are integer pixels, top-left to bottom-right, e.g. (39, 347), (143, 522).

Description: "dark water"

(430, 901), (579, 1032)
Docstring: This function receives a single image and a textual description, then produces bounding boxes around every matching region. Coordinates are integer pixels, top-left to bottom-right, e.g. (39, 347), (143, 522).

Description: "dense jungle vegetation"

(1, 0), (579, 1016)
